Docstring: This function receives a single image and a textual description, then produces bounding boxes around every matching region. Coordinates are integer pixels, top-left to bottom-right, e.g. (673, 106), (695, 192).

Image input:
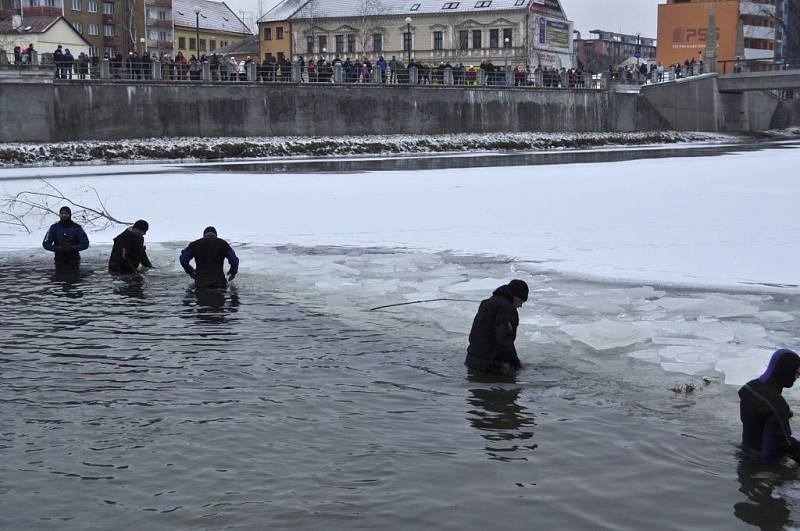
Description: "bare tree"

(354, 0), (386, 57)
(1, 179), (131, 234)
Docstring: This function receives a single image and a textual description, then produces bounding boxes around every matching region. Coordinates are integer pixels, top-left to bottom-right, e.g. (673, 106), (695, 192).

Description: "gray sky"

(226, 0), (663, 40)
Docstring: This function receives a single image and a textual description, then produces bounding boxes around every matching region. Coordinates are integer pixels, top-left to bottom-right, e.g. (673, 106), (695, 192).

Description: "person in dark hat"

(179, 226), (239, 289)
(108, 219), (153, 274)
(465, 279), (529, 374)
(739, 349), (800, 461)
(42, 206), (90, 271)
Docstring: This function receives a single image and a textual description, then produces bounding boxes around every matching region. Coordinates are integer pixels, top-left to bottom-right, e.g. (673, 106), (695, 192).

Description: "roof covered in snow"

(173, 0), (252, 35)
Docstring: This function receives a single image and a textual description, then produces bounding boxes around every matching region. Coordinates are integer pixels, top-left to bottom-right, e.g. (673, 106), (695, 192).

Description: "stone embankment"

(0, 131), (741, 166)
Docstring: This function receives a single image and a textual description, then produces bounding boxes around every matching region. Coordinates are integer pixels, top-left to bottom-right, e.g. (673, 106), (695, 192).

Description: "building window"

(89, 23), (99, 35)
(306, 36), (314, 53)
(347, 34), (356, 53)
(73, 21), (82, 33)
(102, 1), (112, 14)
(189, 37), (196, 51)
(159, 31), (168, 41)
(89, 45), (98, 56)
(221, 40), (227, 47)
(489, 28), (498, 48)
(335, 34), (344, 53)
(318, 35), (327, 53)
(373, 33), (382, 52)
(179, 36), (186, 49)
(71, 0), (80, 11)
(459, 30), (468, 49)
(43, 0), (56, 7)
(276, 26), (284, 39)
(442, 2), (459, 8)
(199, 39), (206, 51)
(87, 0), (96, 11)
(513, 0), (524, 5)
(410, 2), (419, 10)
(403, 31), (411, 52)
(472, 29), (481, 49)
(103, 24), (114, 36)
(503, 28), (512, 48)
(209, 39), (215, 50)
(104, 46), (114, 57)
(474, 0), (490, 6)
(157, 9), (166, 19)
(433, 31), (443, 50)
(264, 27), (271, 40)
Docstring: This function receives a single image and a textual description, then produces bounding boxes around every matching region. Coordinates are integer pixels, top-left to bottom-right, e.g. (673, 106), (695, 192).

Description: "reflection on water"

(734, 455), (797, 531)
(189, 141), (800, 175)
(183, 285), (241, 325)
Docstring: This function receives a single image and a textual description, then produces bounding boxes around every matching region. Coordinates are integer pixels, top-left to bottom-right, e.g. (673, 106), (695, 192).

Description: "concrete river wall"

(0, 80), (670, 143)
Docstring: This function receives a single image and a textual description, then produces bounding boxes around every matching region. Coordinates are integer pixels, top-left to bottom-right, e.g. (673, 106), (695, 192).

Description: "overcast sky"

(225, 0), (663, 40)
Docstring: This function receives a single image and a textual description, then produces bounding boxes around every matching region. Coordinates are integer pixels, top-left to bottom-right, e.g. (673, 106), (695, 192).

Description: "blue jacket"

(43, 220), (89, 254)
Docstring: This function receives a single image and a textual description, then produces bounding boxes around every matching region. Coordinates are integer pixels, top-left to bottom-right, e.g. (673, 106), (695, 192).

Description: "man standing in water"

(42, 206), (90, 271)
(465, 279), (528, 374)
(179, 226), (239, 289)
(739, 348), (800, 461)
(108, 220), (153, 274)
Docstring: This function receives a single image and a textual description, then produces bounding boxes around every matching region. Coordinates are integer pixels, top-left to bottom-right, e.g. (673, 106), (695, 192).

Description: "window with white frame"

(73, 21), (82, 33)
(103, 24), (114, 36)
(87, 0), (97, 11)
(102, 1), (113, 14)
(71, 0), (81, 11)
(89, 23), (99, 35)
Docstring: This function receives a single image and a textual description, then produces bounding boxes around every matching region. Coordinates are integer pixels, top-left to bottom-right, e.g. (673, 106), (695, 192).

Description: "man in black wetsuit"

(42, 206), (90, 271)
(739, 348), (800, 461)
(179, 226), (239, 289)
(108, 220), (153, 274)
(465, 279), (529, 374)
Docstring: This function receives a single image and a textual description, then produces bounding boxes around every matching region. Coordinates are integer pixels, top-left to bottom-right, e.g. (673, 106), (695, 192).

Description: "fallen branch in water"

(369, 298), (480, 311)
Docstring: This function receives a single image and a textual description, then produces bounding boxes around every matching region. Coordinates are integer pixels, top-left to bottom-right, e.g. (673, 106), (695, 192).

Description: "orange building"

(657, 0), (779, 71)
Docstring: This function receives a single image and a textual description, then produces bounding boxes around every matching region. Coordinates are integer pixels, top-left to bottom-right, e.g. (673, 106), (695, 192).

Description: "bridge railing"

(718, 57), (800, 75)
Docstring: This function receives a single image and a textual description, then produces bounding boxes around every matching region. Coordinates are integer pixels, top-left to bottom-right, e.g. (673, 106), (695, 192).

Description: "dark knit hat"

(203, 226), (217, 236)
(508, 279), (529, 302)
(59, 206), (72, 215)
(133, 219), (149, 232)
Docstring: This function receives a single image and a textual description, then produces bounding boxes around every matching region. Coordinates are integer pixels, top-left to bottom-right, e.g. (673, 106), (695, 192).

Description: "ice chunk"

(444, 277), (510, 293)
(660, 361), (714, 376)
(756, 311), (794, 323)
(715, 349), (773, 386)
(651, 320), (734, 343)
(642, 296), (759, 319)
(628, 349), (661, 362)
(562, 319), (652, 351)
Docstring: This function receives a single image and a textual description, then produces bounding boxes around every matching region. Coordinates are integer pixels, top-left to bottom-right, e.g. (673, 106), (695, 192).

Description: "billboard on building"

(530, 13), (574, 68)
(656, 0), (739, 69)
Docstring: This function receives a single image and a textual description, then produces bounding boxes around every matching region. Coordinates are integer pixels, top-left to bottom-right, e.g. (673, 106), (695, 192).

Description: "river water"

(2, 142), (800, 530)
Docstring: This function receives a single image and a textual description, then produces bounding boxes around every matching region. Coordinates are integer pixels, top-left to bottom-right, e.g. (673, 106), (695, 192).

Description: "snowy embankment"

(0, 131), (737, 166)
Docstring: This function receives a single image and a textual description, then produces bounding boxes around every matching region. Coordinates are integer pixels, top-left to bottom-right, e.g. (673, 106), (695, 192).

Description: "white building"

(266, 0), (574, 68)
(0, 15), (91, 59)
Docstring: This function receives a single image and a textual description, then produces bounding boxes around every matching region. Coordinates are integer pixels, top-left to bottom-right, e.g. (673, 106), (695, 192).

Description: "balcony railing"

(144, 0), (171, 7)
(102, 14), (114, 23)
(103, 36), (121, 46)
(149, 18), (172, 28)
(157, 40), (173, 49)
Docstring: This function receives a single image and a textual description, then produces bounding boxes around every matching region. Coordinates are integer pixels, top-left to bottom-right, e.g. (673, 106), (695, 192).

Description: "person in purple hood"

(739, 349), (800, 461)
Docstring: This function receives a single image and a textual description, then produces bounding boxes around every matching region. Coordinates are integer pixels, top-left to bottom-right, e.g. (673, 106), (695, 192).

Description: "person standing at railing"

(77, 52), (89, 80)
(389, 56), (398, 83)
(377, 55), (387, 84)
(307, 59), (316, 82)
(63, 48), (74, 79)
(53, 45), (64, 79)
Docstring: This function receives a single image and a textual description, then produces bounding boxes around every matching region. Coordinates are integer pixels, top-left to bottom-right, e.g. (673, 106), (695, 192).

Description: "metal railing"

(718, 57), (800, 75)
(1, 51), (602, 90)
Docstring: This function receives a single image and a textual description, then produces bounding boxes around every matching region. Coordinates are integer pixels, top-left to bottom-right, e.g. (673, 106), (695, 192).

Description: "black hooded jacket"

(179, 235), (239, 289)
(739, 350), (800, 461)
(108, 228), (152, 273)
(465, 285), (521, 371)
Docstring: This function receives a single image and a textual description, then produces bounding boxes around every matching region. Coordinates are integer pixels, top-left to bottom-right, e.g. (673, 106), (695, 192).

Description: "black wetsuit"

(739, 350), (800, 461)
(465, 285), (521, 373)
(179, 235), (239, 289)
(108, 228), (153, 274)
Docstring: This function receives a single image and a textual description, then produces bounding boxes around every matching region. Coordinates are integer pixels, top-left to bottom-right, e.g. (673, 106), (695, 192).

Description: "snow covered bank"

(0, 131), (732, 166)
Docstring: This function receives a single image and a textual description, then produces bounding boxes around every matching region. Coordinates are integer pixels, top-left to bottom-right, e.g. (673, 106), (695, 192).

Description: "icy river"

(2, 141), (800, 530)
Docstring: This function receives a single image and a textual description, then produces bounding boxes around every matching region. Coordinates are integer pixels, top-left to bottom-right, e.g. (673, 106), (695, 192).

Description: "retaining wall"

(0, 80), (668, 142)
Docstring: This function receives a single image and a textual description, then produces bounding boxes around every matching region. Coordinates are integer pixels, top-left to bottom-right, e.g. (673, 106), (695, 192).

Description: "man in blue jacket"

(180, 226), (239, 289)
(42, 206), (90, 270)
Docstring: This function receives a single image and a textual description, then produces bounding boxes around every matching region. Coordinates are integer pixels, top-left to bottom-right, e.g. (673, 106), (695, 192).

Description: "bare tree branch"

(0, 179), (131, 234)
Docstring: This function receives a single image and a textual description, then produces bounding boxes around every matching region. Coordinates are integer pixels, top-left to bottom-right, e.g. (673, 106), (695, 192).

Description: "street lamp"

(139, 36), (145, 56)
(405, 16), (412, 64)
(193, 5), (201, 58)
(504, 36), (510, 69)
